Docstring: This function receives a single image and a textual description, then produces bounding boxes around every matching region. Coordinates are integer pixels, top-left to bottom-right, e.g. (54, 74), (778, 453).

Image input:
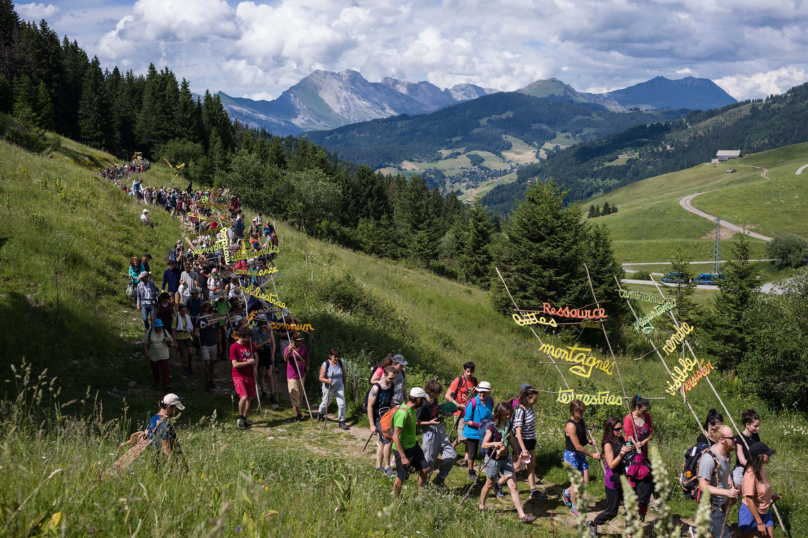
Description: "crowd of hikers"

(112, 170), (783, 536)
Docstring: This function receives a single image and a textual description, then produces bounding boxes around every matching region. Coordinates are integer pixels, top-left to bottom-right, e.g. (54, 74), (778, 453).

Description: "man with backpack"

(142, 319), (173, 389)
(445, 362), (478, 466)
(367, 366), (398, 477)
(391, 387), (430, 499)
(462, 381), (494, 481)
(694, 424), (740, 538)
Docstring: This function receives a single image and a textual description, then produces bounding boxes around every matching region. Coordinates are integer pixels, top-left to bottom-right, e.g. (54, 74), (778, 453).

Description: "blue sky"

(16, 0), (808, 101)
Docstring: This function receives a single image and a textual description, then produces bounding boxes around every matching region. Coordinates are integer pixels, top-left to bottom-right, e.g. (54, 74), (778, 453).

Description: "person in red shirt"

(444, 362), (478, 464)
(230, 326), (257, 430)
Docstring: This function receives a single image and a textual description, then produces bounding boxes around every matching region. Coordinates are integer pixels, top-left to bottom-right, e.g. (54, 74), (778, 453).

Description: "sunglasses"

(614, 427), (623, 432)
(720, 436), (736, 441)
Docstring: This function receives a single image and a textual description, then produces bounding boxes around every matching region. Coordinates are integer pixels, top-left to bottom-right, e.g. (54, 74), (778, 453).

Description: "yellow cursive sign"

(557, 389), (623, 406)
(663, 357), (714, 395)
(538, 343), (615, 378)
(512, 313), (558, 328)
(241, 284), (285, 308)
(662, 322), (694, 355)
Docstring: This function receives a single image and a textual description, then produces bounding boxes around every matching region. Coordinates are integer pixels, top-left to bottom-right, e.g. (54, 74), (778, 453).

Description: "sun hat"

(142, 209), (149, 213)
(153, 319), (164, 328)
(162, 393), (185, 410)
(477, 381), (492, 392)
(410, 387), (428, 399)
(392, 354), (408, 366)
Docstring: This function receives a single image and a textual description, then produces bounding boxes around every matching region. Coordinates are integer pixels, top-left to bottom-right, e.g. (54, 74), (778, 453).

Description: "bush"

(765, 233), (808, 268)
(467, 153), (485, 166)
(632, 270), (651, 280)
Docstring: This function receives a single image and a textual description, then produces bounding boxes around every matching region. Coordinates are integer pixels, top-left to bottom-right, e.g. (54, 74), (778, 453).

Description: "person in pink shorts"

(230, 326), (257, 430)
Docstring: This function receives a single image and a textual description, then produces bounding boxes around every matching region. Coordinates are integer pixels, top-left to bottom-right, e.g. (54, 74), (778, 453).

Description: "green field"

(4, 135), (808, 536)
(586, 142), (808, 263)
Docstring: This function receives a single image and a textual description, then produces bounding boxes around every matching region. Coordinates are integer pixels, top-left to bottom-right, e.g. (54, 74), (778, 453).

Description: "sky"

(16, 0), (808, 102)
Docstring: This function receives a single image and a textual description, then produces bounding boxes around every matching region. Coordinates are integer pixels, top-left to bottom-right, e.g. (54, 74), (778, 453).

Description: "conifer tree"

(175, 78), (200, 143)
(135, 64), (160, 153)
(588, 204), (597, 218)
(585, 223), (628, 331)
(491, 181), (589, 313)
(462, 197), (492, 285)
(707, 233), (760, 370)
(0, 73), (11, 113)
(77, 56), (111, 149)
(36, 80), (54, 130)
(666, 247), (699, 326)
(12, 73), (37, 126)
(595, 204), (601, 217)
(602, 201), (611, 215)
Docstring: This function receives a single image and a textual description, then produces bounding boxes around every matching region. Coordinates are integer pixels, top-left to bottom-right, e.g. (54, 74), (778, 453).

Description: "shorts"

(738, 502), (773, 533)
(257, 348), (272, 369)
(522, 438), (537, 451)
(467, 439), (480, 462)
(201, 345), (217, 361)
(288, 378), (304, 408)
(732, 466), (745, 488)
(563, 450), (589, 472)
(175, 338), (194, 351)
(375, 418), (392, 445)
(483, 455), (516, 479)
(234, 376), (256, 398)
(394, 444), (427, 481)
(173, 291), (182, 304)
(456, 417), (467, 441)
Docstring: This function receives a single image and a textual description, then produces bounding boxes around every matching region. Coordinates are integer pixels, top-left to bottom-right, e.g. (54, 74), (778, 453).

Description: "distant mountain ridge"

(218, 70), (497, 136)
(517, 76), (737, 112)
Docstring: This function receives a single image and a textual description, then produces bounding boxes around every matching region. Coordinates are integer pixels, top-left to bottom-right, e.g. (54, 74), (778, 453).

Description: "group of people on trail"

(100, 158), (150, 181)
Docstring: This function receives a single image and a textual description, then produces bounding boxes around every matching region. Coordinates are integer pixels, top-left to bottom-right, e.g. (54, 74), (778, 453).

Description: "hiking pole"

(322, 382), (333, 431)
(254, 374), (264, 419)
(362, 432), (374, 452)
(460, 456), (495, 504)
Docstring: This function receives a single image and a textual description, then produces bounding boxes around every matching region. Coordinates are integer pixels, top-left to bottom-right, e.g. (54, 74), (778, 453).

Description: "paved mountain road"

(679, 192), (773, 242)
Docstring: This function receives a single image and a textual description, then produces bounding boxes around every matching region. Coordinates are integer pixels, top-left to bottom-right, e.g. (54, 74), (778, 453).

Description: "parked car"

(661, 272), (691, 284)
(694, 273), (725, 285)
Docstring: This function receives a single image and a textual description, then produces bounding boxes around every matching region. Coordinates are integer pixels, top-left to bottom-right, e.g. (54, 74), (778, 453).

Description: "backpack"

(451, 375), (478, 401)
(380, 405), (411, 440)
(476, 419), (495, 442)
(362, 382), (393, 415)
(368, 360), (386, 385)
(679, 443), (718, 500)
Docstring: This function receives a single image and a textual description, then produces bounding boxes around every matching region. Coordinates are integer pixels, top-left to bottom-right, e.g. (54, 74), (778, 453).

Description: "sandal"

(478, 505), (489, 512)
(520, 514), (537, 524)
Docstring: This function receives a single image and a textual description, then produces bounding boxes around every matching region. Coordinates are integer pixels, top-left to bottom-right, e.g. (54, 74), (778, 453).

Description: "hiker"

(416, 380), (456, 487)
(179, 263), (198, 304)
(185, 289), (203, 328)
(140, 208), (154, 227)
(136, 271), (158, 329)
(369, 354), (394, 384)
(513, 385), (548, 499)
(561, 399), (601, 516)
(142, 319), (173, 389)
(318, 348), (348, 430)
(253, 318), (277, 403)
(586, 417), (632, 537)
(697, 409), (724, 446)
(392, 387), (430, 499)
(739, 442), (781, 538)
(161, 259), (182, 308)
(479, 402), (537, 524)
(230, 326), (257, 430)
(368, 366), (398, 478)
(695, 424), (740, 538)
(732, 409), (761, 487)
(198, 302), (219, 391)
(284, 332), (309, 421)
(462, 381), (494, 481)
(156, 292), (176, 338)
(172, 304), (196, 378)
(128, 256), (143, 298)
(142, 253), (153, 273)
(445, 362), (478, 467)
(623, 395), (654, 521)
(145, 393), (184, 458)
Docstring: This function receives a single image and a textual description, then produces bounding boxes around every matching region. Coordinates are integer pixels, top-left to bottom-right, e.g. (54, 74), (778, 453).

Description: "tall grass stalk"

(649, 446), (676, 538)
(563, 461), (587, 537)
(619, 476), (641, 538)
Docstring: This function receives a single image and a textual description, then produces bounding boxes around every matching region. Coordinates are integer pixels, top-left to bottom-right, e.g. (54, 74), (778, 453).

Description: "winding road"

(679, 192), (773, 242)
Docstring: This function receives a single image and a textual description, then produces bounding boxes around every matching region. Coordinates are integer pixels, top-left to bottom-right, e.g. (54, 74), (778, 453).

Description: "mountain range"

(217, 70), (496, 136)
(517, 76), (737, 112)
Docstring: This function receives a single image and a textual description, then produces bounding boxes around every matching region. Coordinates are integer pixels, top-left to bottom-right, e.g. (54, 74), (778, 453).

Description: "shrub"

(766, 233), (808, 268)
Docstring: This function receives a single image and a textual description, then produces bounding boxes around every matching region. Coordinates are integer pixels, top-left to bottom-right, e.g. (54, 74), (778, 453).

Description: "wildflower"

(236, 526), (241, 533)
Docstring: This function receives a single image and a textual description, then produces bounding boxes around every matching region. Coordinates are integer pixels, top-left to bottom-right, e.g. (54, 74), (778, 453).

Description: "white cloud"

(243, 91), (276, 101)
(43, 0), (808, 101)
(716, 67), (808, 100)
(16, 3), (61, 21)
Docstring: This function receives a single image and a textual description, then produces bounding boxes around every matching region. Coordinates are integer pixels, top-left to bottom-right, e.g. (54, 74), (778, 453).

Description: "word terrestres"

(557, 389), (623, 406)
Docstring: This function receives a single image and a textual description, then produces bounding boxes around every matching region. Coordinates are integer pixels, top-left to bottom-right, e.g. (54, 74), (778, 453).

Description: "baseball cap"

(138, 271), (149, 280)
(153, 319), (164, 327)
(477, 381), (492, 392)
(749, 442), (776, 457)
(410, 387), (428, 399)
(162, 393), (185, 410)
(392, 354), (408, 366)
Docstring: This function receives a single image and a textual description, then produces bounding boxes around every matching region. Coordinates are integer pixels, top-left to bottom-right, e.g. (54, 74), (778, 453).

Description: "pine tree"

(588, 204), (597, 218)
(35, 80), (54, 130)
(491, 181), (589, 313)
(12, 73), (37, 126)
(0, 0), (21, 82)
(594, 204), (601, 217)
(707, 233), (760, 370)
(462, 197), (492, 285)
(77, 56), (111, 149)
(585, 223), (628, 336)
(666, 247), (699, 326)
(602, 201), (611, 215)
(135, 64), (160, 153)
(160, 68), (179, 142)
(175, 78), (200, 142)
(0, 73), (11, 113)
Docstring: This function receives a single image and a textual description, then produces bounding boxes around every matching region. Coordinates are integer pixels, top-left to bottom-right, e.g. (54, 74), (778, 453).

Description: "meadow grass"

(586, 142), (808, 264)
(3, 135), (808, 536)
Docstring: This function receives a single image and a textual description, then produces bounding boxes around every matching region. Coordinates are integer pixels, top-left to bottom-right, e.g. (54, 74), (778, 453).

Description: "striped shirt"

(513, 406), (536, 440)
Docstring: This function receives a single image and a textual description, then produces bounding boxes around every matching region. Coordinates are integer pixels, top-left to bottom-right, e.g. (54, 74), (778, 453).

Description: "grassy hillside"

(3, 136), (808, 536)
(583, 142), (808, 262)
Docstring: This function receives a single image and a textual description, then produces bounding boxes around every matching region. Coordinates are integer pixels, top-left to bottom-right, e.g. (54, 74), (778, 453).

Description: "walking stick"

(449, 387), (477, 442)
(362, 432), (374, 452)
(322, 383), (333, 430)
(254, 376), (264, 419)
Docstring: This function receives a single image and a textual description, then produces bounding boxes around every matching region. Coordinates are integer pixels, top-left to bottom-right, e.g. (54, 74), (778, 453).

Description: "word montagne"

(538, 343), (615, 378)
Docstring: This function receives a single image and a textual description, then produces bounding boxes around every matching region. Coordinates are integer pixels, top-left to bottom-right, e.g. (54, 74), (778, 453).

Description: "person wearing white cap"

(392, 387), (430, 499)
(145, 394), (185, 457)
(462, 381), (494, 481)
(140, 208), (153, 227)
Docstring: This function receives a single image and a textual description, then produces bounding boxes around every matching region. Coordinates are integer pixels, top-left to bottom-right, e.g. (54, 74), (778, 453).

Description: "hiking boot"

(182, 367), (189, 378)
(274, 366), (280, 374)
(384, 467), (396, 478)
(237, 418), (246, 430)
(587, 521), (598, 538)
(208, 381), (216, 390)
(467, 470), (477, 481)
(570, 504), (579, 516)
(432, 476), (447, 489)
(261, 391), (268, 400)
(339, 421), (349, 430)
(316, 413), (325, 422)
(296, 412), (304, 422)
(529, 489), (549, 500)
(270, 393), (278, 403)
(688, 526), (696, 538)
